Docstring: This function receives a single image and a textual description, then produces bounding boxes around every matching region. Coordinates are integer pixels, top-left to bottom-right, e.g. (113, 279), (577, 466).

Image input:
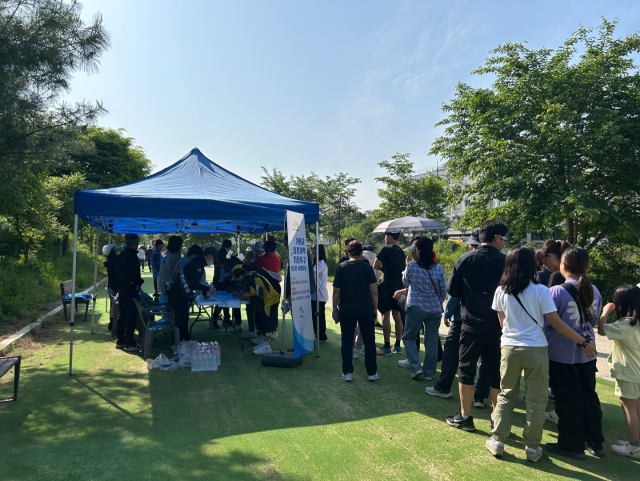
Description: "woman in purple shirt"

(543, 247), (605, 460)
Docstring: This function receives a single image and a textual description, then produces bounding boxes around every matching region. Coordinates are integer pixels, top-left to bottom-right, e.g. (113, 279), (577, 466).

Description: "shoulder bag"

(426, 266), (444, 314)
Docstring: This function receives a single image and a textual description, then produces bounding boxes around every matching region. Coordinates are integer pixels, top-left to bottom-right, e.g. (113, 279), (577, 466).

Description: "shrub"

(434, 240), (467, 278)
(0, 244), (105, 333)
(589, 243), (640, 302)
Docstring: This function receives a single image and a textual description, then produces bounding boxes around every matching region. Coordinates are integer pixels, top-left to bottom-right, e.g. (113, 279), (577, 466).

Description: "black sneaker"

(115, 343), (125, 350)
(446, 410), (476, 432)
(124, 344), (141, 352)
(212, 321), (221, 330)
(545, 443), (587, 460)
(585, 442), (605, 457)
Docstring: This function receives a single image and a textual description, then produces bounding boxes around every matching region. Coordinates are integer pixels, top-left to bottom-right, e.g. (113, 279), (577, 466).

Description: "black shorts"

(377, 282), (402, 314)
(458, 319), (502, 389)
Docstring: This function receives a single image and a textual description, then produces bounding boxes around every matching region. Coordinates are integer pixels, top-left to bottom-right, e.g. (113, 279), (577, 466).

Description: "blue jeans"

(402, 306), (441, 377)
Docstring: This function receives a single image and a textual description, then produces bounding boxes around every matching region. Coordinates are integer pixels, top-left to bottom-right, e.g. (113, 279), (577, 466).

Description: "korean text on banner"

(287, 211), (314, 358)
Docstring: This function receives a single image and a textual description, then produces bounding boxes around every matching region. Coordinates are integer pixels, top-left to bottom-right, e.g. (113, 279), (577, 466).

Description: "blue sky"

(65, 0), (640, 211)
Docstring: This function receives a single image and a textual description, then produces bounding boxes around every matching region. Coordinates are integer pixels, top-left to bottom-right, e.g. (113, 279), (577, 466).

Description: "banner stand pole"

(315, 221), (320, 358)
(90, 229), (99, 334)
(69, 215), (78, 376)
(281, 262), (289, 354)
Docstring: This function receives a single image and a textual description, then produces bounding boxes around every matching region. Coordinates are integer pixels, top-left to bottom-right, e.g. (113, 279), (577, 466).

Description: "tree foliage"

(430, 19), (640, 249)
(318, 173), (361, 252)
(54, 127), (152, 188)
(260, 167), (361, 254)
(0, 0), (110, 209)
(374, 152), (448, 223)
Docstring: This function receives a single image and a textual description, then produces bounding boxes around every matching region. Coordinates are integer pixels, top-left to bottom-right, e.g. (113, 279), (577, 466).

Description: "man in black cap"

(150, 239), (164, 299)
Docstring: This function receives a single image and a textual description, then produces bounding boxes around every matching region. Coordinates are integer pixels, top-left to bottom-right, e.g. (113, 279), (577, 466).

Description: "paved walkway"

(327, 281), (613, 381)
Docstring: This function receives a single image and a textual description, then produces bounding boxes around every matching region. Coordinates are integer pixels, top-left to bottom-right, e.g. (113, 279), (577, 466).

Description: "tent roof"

(74, 148), (319, 234)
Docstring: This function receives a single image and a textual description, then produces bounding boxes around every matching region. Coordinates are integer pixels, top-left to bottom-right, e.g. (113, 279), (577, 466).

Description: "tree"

(3, 175), (62, 259)
(318, 173), (361, 256)
(54, 127), (152, 188)
(374, 153), (448, 223)
(430, 19), (640, 249)
(260, 167), (361, 252)
(0, 0), (110, 210)
(260, 167), (321, 203)
(48, 172), (90, 255)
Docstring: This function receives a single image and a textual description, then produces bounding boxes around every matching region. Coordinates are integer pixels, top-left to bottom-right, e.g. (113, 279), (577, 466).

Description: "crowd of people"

(102, 221), (640, 463)
(331, 220), (640, 463)
(103, 234), (314, 358)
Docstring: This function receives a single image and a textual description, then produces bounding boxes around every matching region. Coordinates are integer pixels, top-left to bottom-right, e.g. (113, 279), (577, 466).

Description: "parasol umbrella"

(372, 216), (446, 234)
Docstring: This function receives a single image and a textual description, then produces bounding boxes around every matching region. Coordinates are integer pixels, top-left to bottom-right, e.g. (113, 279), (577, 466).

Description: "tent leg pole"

(91, 229), (99, 334)
(316, 221), (320, 358)
(69, 215), (78, 376)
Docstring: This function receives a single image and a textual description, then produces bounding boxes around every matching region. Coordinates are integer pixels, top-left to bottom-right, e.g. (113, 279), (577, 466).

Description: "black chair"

(60, 281), (93, 323)
(133, 300), (179, 360)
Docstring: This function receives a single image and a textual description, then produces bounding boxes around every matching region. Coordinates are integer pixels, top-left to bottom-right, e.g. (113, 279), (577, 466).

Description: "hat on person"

(102, 243), (116, 256)
(253, 241), (264, 252)
(246, 246), (253, 252)
(463, 230), (481, 246)
(403, 245), (416, 253)
(154, 239), (164, 246)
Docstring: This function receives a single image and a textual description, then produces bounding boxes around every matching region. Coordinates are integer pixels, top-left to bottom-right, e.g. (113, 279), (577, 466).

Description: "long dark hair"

(167, 235), (183, 254)
(561, 247), (594, 308)
(415, 237), (436, 270)
(312, 244), (326, 265)
(499, 246), (537, 296)
(613, 284), (640, 327)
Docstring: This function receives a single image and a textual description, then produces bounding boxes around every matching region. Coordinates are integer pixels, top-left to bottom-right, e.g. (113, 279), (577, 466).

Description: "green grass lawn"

(0, 272), (638, 480)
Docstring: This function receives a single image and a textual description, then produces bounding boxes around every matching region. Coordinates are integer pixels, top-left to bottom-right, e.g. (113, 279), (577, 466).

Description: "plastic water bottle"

(191, 348), (198, 372)
(215, 342), (221, 366)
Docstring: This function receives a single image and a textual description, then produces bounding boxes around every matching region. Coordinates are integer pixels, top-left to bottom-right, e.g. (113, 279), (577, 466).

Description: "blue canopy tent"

(67, 148), (320, 373)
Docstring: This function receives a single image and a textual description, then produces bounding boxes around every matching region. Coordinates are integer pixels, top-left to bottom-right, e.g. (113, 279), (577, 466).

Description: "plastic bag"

(146, 353), (179, 371)
(172, 340), (198, 368)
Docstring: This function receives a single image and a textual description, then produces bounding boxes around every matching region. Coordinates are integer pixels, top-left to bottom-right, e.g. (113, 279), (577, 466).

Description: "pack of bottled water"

(190, 341), (221, 372)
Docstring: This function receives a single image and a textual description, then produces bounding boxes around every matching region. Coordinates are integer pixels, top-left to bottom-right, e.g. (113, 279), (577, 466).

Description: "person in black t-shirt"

(333, 241), (378, 382)
(373, 231), (406, 355)
(336, 237), (356, 272)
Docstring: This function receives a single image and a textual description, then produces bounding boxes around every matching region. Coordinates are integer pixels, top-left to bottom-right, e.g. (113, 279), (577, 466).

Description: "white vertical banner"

(287, 211), (314, 358)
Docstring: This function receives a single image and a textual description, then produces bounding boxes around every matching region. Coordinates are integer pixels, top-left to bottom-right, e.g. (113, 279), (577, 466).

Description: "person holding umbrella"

(373, 231), (406, 355)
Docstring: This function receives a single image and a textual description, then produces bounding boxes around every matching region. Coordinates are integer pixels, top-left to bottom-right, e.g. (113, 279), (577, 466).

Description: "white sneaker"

(368, 374), (379, 382)
(360, 347), (365, 356)
(253, 342), (272, 355)
(485, 436), (504, 458)
(545, 410), (559, 425)
(341, 373), (353, 382)
(352, 348), (358, 359)
(252, 337), (264, 345)
(242, 330), (257, 339)
(270, 330), (278, 340)
(398, 359), (411, 368)
(525, 446), (543, 463)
